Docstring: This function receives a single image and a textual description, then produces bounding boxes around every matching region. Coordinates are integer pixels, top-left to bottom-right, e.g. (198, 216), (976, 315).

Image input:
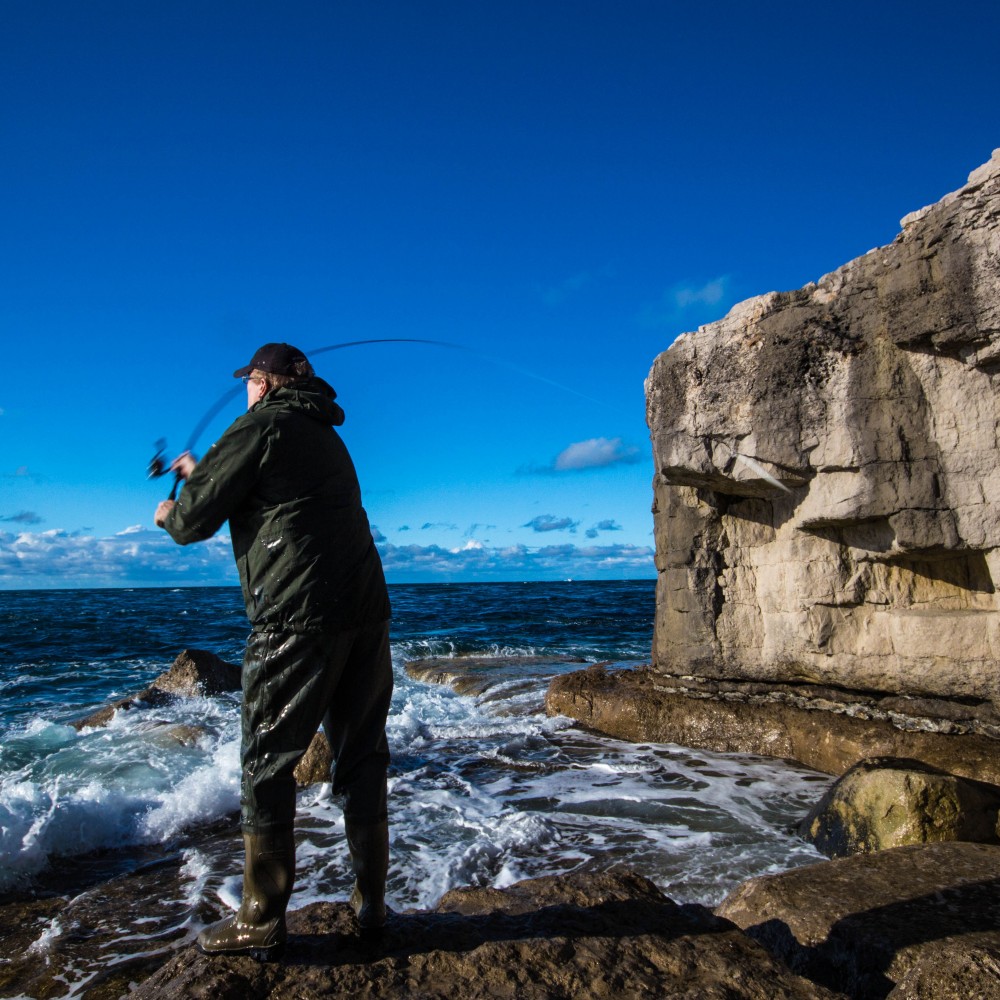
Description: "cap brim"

(232, 363), (253, 378)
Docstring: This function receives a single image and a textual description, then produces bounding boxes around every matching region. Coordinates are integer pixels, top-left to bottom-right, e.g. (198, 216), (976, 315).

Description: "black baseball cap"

(233, 343), (310, 379)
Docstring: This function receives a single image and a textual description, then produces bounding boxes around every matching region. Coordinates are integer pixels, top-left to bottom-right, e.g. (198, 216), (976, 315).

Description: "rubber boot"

(197, 827), (295, 961)
(345, 818), (389, 936)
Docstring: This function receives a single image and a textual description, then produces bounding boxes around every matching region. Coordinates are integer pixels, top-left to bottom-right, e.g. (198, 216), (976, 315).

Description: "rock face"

(130, 869), (839, 999)
(799, 757), (1000, 857)
(646, 150), (1000, 711)
(717, 841), (1000, 999)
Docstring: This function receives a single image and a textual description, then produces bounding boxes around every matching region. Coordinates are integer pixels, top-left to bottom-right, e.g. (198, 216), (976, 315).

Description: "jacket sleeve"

(163, 416), (265, 545)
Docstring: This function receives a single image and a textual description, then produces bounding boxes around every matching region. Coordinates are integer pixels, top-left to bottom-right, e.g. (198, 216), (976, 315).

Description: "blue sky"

(2, 1), (998, 588)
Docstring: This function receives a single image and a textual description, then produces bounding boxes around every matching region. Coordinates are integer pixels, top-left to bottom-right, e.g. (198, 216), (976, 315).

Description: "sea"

(0, 582), (831, 998)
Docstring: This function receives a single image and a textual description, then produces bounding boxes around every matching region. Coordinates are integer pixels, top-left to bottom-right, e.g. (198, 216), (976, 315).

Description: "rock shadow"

(744, 876), (1000, 999)
(285, 896), (728, 970)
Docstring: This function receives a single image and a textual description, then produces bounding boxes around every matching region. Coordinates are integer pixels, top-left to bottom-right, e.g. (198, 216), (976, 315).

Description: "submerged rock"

(800, 757), (1000, 857)
(716, 841), (1000, 999)
(71, 648), (240, 730)
(406, 653), (587, 710)
(130, 869), (838, 999)
(545, 666), (1000, 782)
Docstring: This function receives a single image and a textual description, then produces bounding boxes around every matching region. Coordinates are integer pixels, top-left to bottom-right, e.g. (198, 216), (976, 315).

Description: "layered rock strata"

(646, 150), (1000, 710)
(546, 666), (1000, 783)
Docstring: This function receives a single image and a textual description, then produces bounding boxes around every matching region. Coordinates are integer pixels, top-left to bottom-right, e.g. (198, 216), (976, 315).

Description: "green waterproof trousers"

(240, 621), (393, 832)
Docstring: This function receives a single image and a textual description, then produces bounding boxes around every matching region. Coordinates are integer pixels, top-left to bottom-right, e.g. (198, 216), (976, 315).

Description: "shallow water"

(0, 583), (830, 997)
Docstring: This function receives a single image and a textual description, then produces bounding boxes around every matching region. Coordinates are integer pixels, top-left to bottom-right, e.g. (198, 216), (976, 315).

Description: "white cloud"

(673, 277), (728, 309)
(640, 275), (731, 329)
(554, 438), (641, 471)
(450, 539), (484, 553)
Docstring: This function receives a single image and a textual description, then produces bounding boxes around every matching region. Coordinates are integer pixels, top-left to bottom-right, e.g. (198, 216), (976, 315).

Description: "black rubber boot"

(345, 818), (389, 936)
(197, 827), (295, 961)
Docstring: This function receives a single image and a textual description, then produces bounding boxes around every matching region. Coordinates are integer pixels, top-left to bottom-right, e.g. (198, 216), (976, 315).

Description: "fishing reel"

(147, 439), (182, 500)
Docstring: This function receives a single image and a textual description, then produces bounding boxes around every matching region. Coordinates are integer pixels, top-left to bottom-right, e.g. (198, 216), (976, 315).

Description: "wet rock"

(294, 730), (332, 785)
(800, 757), (1000, 857)
(151, 648), (242, 697)
(71, 649), (240, 730)
(406, 654), (588, 713)
(716, 841), (1000, 999)
(546, 666), (1000, 783)
(130, 869), (838, 999)
(646, 150), (1000, 711)
(143, 721), (209, 748)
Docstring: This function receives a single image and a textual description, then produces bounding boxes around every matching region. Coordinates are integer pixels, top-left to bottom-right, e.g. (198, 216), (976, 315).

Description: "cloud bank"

(0, 526), (653, 587)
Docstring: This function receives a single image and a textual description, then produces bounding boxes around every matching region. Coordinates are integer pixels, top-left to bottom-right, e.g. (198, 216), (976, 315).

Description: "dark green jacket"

(164, 380), (390, 633)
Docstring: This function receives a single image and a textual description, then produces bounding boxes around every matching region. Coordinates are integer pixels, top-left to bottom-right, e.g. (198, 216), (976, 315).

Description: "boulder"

(151, 648), (242, 697)
(716, 841), (1000, 999)
(646, 150), (1000, 712)
(71, 648), (240, 730)
(129, 869), (839, 999)
(800, 757), (1000, 857)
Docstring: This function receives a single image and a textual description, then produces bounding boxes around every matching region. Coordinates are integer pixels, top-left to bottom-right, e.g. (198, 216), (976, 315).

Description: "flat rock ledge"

(717, 841), (1000, 999)
(545, 666), (1000, 783)
(129, 869), (837, 1000)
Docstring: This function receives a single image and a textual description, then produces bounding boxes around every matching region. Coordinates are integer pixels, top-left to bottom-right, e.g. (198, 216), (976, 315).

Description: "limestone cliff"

(646, 150), (1000, 708)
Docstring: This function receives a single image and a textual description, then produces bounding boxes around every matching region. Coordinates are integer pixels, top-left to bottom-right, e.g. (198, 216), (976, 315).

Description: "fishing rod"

(148, 336), (607, 498)
(148, 338), (453, 498)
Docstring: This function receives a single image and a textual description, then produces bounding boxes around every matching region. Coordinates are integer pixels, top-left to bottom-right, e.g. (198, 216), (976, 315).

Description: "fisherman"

(154, 343), (392, 960)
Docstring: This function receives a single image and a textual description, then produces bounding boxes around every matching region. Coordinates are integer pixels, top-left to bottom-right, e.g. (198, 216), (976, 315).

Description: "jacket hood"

(256, 377), (346, 426)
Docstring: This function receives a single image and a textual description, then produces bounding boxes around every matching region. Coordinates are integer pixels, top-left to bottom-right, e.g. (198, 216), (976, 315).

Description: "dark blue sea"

(0, 582), (829, 997)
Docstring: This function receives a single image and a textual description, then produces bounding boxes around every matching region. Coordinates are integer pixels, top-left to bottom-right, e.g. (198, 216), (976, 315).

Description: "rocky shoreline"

(1, 649), (996, 997)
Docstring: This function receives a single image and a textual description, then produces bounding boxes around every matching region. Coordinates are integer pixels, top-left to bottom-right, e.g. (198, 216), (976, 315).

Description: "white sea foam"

(0, 693), (241, 890)
(0, 637), (829, 912)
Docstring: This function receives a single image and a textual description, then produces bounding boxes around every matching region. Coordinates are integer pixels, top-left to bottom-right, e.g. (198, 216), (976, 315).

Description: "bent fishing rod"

(148, 339), (455, 499)
(148, 336), (607, 499)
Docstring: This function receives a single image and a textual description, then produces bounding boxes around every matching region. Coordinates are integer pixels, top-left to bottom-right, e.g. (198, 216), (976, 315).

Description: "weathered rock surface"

(546, 666), (1000, 783)
(71, 648), (241, 729)
(800, 757), (1000, 857)
(130, 869), (839, 999)
(646, 149), (1000, 711)
(717, 841), (1000, 999)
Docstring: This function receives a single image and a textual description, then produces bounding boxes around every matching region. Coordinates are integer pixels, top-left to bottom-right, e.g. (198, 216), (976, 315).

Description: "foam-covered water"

(0, 583), (830, 996)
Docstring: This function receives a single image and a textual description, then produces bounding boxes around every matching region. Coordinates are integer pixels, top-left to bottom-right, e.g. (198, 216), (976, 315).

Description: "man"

(155, 343), (392, 961)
